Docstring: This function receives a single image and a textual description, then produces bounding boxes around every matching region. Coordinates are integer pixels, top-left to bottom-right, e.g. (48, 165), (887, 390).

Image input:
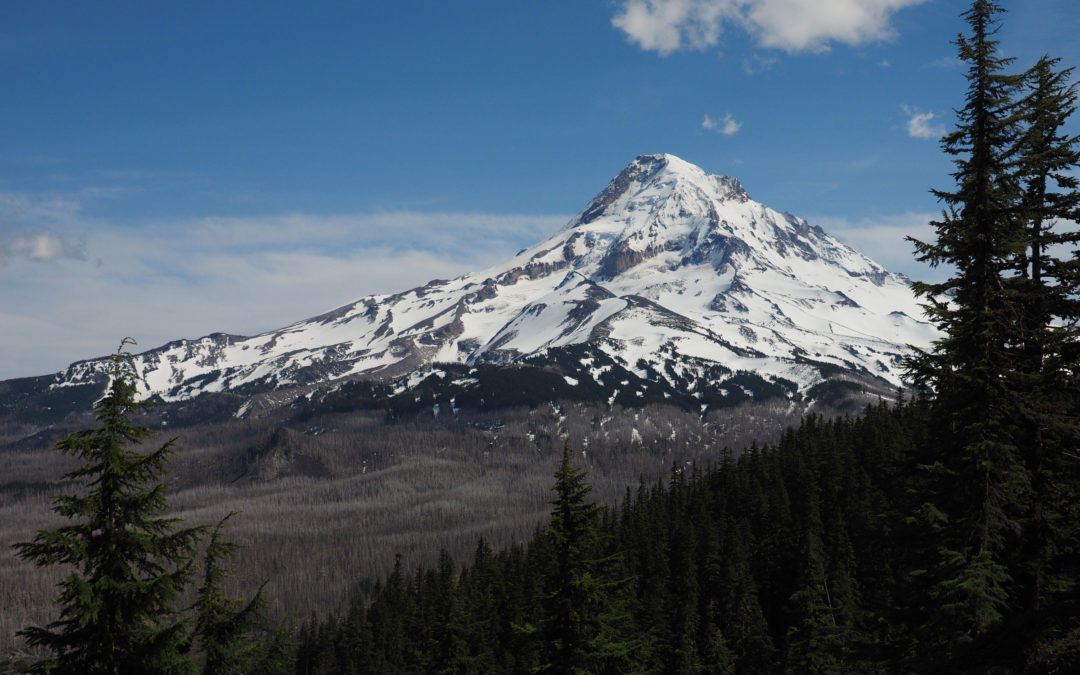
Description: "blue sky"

(2, 0), (1078, 379)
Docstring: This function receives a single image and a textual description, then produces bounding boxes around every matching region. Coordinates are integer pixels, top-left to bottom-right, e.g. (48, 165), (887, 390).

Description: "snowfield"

(56, 154), (937, 404)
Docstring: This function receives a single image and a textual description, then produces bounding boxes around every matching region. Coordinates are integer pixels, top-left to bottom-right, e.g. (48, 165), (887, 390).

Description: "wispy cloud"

(0, 190), (570, 379)
(612, 0), (929, 55)
(0, 231), (87, 264)
(813, 211), (944, 280)
(702, 113), (741, 135)
(924, 55), (963, 70)
(902, 105), (944, 139)
(742, 53), (778, 74)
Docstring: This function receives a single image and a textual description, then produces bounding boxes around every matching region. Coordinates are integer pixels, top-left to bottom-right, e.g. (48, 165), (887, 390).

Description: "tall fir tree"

(191, 514), (288, 675)
(904, 1), (1030, 660)
(1006, 53), (1080, 669)
(1011, 54), (1080, 617)
(1013, 55), (1080, 368)
(15, 339), (205, 675)
(906, 1), (1080, 669)
(536, 442), (636, 674)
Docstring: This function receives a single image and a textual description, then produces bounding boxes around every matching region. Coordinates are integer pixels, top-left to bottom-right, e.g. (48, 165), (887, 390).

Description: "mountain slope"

(49, 154), (936, 412)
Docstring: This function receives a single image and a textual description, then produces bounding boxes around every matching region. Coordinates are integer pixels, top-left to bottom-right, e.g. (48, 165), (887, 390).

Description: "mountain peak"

(570, 154), (749, 229)
(43, 154), (936, 409)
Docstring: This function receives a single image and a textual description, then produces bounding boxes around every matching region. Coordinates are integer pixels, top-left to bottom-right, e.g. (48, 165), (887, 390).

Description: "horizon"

(2, 0), (1078, 380)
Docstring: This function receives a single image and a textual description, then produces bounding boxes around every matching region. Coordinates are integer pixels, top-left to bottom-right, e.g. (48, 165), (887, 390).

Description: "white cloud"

(924, 55), (963, 70)
(903, 105), (944, 139)
(0, 231), (87, 263)
(747, 0), (927, 52)
(612, 0), (733, 55)
(0, 196), (569, 379)
(703, 113), (741, 135)
(612, 0), (928, 55)
(812, 211), (946, 280)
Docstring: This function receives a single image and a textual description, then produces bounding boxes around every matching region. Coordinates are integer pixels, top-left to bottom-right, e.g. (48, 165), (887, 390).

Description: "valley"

(1, 392), (846, 657)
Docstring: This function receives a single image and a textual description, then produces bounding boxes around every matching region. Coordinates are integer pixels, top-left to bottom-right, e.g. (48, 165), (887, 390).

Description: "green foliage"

(903, 1), (1080, 667)
(15, 339), (205, 674)
(13, 340), (281, 675)
(535, 443), (639, 674)
(288, 375), (1076, 672)
(1009, 52), (1080, 640)
(193, 514), (289, 675)
(295, 399), (926, 672)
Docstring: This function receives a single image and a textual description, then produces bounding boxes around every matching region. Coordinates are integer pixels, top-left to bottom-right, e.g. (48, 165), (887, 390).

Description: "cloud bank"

(612, 0), (929, 55)
(0, 191), (946, 381)
(0, 192), (568, 379)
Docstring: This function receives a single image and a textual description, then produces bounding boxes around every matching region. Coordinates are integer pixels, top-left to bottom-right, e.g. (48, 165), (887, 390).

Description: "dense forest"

(293, 391), (1079, 674)
(8, 1), (1080, 673)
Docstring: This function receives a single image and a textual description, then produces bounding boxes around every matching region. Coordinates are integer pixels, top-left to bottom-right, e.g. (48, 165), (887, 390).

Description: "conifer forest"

(6, 2), (1080, 673)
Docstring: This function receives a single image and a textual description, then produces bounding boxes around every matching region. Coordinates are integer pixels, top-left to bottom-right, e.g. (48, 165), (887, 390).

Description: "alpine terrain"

(13, 154), (936, 418)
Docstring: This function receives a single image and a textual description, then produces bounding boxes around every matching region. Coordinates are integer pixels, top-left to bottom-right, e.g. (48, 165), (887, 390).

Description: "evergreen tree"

(366, 555), (412, 673)
(620, 478), (669, 672)
(905, 0), (1028, 658)
(192, 514), (287, 675)
(537, 442), (636, 674)
(339, 595), (373, 675)
(293, 613), (321, 675)
(1013, 55), (1080, 372)
(1008, 53), (1080, 670)
(422, 550), (472, 674)
(1011, 53), (1080, 615)
(714, 520), (774, 672)
(15, 339), (205, 675)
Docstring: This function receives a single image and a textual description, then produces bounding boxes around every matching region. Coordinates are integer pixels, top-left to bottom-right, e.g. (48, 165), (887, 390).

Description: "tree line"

(293, 395), (1077, 673)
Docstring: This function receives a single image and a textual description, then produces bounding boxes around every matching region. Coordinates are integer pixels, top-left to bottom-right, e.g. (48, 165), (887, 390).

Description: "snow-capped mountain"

(52, 154), (936, 410)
